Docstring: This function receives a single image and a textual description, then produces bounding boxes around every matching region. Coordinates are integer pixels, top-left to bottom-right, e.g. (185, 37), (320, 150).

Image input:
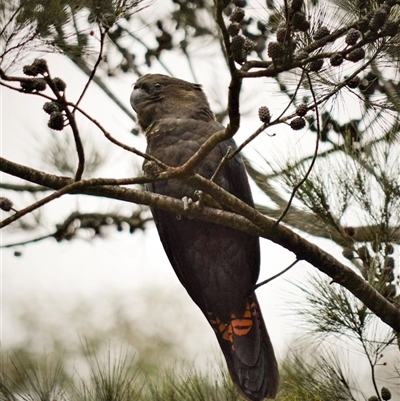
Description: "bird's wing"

(145, 118), (260, 306)
(217, 136), (256, 207)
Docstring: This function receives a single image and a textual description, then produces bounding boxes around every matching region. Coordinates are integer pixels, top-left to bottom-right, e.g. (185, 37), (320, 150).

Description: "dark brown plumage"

(130, 74), (279, 400)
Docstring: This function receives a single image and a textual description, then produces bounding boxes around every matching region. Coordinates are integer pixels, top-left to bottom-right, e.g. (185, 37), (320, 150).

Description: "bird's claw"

(194, 190), (204, 207)
(182, 196), (193, 211)
(181, 193), (204, 219)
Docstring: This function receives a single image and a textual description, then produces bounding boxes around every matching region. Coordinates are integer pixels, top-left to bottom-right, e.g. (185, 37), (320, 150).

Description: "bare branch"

(229, 122), (269, 160)
(0, 183), (50, 192)
(45, 70), (86, 181)
(72, 59), (137, 123)
(210, 146), (232, 183)
(276, 72), (320, 225)
(254, 259), (299, 290)
(74, 29), (107, 112)
(73, 103), (166, 167)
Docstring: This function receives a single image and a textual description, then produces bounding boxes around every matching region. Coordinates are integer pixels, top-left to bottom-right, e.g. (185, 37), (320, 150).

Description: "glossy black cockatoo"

(130, 74), (279, 400)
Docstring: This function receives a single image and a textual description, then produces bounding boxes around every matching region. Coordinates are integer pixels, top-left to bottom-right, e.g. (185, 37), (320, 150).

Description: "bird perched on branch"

(130, 74), (279, 400)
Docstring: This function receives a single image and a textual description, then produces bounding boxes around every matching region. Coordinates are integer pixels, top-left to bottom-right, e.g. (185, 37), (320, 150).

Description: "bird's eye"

(154, 83), (162, 89)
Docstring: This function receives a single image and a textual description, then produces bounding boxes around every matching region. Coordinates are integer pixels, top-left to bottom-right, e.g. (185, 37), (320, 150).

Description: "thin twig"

(308, 43), (385, 110)
(260, 118), (395, 185)
(73, 58), (137, 122)
(228, 71), (306, 160)
(0, 183), (50, 192)
(47, 74), (86, 181)
(228, 123), (269, 160)
(210, 146), (232, 183)
(66, 108), (85, 181)
(182, 35), (199, 83)
(1, 234), (54, 248)
(0, 69), (165, 169)
(359, 336), (382, 401)
(0, 73), (55, 102)
(0, 4), (22, 38)
(215, 0), (236, 76)
(1, 66), (87, 181)
(254, 259), (299, 290)
(73, 29), (106, 112)
(0, 182), (81, 228)
(73, 103), (168, 167)
(240, 33), (384, 79)
(0, 32), (39, 62)
(276, 69), (306, 120)
(275, 72), (321, 225)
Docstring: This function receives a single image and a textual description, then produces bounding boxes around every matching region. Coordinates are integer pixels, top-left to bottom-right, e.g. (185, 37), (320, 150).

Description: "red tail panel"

(208, 294), (279, 400)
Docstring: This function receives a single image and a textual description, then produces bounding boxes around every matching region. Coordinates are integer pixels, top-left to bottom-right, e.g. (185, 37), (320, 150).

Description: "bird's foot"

(182, 191), (205, 211)
(179, 193), (204, 220)
(194, 190), (205, 207)
(182, 196), (193, 211)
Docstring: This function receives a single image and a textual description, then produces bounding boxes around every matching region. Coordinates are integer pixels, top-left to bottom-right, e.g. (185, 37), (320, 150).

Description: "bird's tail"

(209, 293), (279, 400)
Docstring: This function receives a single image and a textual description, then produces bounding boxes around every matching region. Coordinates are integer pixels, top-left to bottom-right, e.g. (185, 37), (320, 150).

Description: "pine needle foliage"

(143, 367), (241, 401)
(4, 344), (392, 401)
(0, 348), (243, 401)
(292, 274), (396, 344)
(73, 344), (142, 401)
(288, 272), (398, 400)
(0, 351), (69, 401)
(277, 348), (357, 401)
(0, 0), (146, 69)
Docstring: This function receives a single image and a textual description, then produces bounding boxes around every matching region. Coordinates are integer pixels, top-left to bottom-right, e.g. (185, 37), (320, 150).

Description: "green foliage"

(0, 349), (69, 401)
(0, 344), (381, 401)
(74, 344), (142, 401)
(2, 343), (393, 400)
(288, 273), (399, 400)
(277, 348), (356, 401)
(143, 367), (240, 401)
(1, 0), (145, 68)
(0, 347), (242, 401)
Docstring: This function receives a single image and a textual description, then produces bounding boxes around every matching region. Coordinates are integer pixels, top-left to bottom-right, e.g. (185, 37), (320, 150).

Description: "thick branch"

(1, 157), (398, 332)
(170, 2), (244, 177)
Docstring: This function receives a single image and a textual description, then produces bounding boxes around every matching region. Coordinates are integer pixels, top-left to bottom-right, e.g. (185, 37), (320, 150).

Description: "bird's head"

(130, 74), (215, 131)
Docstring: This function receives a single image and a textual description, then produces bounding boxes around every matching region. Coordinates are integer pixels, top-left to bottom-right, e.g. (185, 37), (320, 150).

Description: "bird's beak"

(130, 87), (145, 112)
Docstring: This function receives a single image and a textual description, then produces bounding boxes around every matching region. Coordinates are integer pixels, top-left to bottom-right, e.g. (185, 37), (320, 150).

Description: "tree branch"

(0, 182), (50, 192)
(169, 1), (245, 178)
(74, 29), (107, 112)
(72, 59), (137, 123)
(2, 156), (398, 331)
(275, 72), (320, 224)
